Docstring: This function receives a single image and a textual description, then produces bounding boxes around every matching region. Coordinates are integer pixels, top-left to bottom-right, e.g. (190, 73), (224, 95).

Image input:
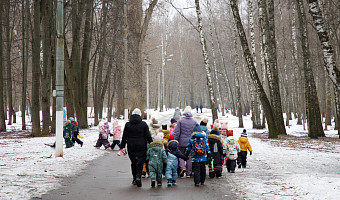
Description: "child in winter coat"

(95, 124), (110, 149)
(185, 124), (210, 186)
(237, 129), (252, 168)
(220, 120), (228, 134)
(225, 131), (240, 173)
(63, 120), (74, 148)
(161, 125), (170, 147)
(207, 126), (224, 178)
(169, 118), (177, 137)
(149, 118), (161, 139)
(200, 118), (210, 135)
(165, 140), (188, 186)
(146, 133), (167, 187)
(111, 123), (122, 150)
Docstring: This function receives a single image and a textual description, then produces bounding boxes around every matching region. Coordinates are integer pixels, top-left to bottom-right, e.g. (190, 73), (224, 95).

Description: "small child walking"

(237, 129), (252, 168)
(207, 126), (224, 178)
(63, 120), (74, 148)
(95, 124), (110, 149)
(147, 134), (167, 187)
(165, 140), (187, 186)
(225, 131), (240, 173)
(111, 121), (121, 150)
(185, 124), (210, 186)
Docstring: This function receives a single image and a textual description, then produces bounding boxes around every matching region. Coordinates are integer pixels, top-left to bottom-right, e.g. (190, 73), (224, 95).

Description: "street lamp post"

(160, 52), (173, 112)
(144, 45), (162, 120)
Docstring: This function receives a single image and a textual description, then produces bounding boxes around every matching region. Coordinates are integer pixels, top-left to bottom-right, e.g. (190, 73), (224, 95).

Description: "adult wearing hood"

(120, 108), (153, 187)
(173, 106), (196, 177)
(173, 107), (182, 121)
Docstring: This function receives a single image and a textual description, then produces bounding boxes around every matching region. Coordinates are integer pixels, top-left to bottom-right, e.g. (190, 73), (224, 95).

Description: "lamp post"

(160, 51), (173, 112)
(145, 45), (162, 120)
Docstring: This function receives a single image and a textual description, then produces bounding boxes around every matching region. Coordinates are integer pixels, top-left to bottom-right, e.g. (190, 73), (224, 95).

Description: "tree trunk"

(31, 0), (41, 137)
(0, 0), (6, 132)
(5, 1), (12, 125)
(230, 0), (278, 138)
(258, 0), (286, 135)
(195, 0), (218, 122)
(41, 0), (53, 136)
(295, 0), (324, 138)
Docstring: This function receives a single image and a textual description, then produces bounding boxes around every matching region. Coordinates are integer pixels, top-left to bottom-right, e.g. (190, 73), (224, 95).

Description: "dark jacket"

(121, 114), (153, 157)
(167, 140), (187, 160)
(70, 121), (79, 133)
(207, 134), (224, 166)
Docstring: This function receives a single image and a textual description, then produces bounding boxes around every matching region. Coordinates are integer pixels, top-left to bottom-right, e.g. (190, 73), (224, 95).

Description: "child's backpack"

(192, 137), (206, 157)
(99, 125), (108, 140)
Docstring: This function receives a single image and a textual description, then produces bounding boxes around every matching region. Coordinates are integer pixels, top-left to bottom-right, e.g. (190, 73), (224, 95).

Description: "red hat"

(227, 130), (233, 137)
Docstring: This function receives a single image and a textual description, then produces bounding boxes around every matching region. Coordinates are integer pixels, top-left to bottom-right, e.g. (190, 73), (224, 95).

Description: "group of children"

(144, 117), (253, 187)
(94, 120), (122, 150)
(95, 117), (252, 187)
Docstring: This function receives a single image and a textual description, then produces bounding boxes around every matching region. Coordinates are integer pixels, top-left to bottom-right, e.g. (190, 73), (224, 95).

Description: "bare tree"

(0, 0), (6, 132)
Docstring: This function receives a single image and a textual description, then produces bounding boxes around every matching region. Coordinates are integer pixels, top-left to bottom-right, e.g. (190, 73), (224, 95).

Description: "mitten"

(250, 151), (252, 155)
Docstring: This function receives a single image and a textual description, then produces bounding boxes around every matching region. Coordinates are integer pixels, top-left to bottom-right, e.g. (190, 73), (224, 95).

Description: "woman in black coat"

(120, 108), (152, 187)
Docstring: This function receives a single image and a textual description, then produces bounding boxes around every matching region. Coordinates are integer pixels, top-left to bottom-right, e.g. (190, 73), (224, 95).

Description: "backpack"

(99, 125), (108, 140)
(192, 137), (206, 157)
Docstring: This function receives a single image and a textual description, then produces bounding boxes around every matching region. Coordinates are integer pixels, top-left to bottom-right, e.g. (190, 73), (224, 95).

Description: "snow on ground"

(0, 109), (339, 200)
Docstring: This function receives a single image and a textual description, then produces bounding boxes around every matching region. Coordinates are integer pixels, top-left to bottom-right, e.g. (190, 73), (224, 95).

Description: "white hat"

(184, 106), (192, 113)
(132, 108), (141, 116)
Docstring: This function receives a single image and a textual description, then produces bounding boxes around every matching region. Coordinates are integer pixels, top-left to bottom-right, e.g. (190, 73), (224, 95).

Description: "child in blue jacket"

(165, 140), (187, 187)
(185, 124), (210, 186)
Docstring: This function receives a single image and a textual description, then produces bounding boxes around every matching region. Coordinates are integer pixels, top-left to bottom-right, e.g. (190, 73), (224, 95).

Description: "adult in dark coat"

(120, 108), (152, 187)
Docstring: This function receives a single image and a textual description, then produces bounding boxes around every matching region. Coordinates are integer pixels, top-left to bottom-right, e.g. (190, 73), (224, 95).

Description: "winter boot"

(157, 181), (162, 186)
(172, 180), (176, 186)
(179, 169), (186, 178)
(167, 179), (172, 187)
(135, 178), (142, 187)
(151, 180), (156, 187)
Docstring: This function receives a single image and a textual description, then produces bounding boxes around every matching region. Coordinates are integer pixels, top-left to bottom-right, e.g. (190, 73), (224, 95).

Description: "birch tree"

(230, 0), (278, 138)
(295, 0), (324, 138)
(195, 0), (218, 121)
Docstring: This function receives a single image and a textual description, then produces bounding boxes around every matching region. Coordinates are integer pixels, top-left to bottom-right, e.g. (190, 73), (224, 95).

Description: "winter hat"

(170, 118), (177, 124)
(68, 117), (74, 121)
(112, 120), (119, 127)
(200, 118), (209, 126)
(154, 133), (164, 143)
(220, 121), (228, 130)
(241, 131), (247, 137)
(152, 117), (158, 124)
(64, 120), (71, 127)
(132, 108), (141, 116)
(192, 123), (202, 133)
(210, 126), (220, 135)
(227, 130), (234, 137)
(183, 106), (192, 113)
(162, 124), (167, 130)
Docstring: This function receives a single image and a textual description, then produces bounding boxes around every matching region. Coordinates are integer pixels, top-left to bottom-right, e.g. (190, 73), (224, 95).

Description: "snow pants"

(226, 159), (236, 172)
(208, 164), (222, 178)
(179, 147), (192, 175)
(111, 140), (121, 150)
(149, 163), (163, 183)
(237, 151), (247, 167)
(192, 162), (206, 185)
(165, 164), (178, 181)
(95, 139), (109, 149)
(72, 132), (83, 146)
(64, 138), (73, 148)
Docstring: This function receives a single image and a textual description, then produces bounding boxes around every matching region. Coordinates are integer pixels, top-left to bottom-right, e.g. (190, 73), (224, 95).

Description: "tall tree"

(295, 0), (324, 138)
(31, 0), (41, 137)
(0, 0), (6, 132)
(41, 0), (53, 135)
(258, 0), (286, 135)
(5, 1), (13, 125)
(195, 0), (218, 121)
(230, 0), (278, 138)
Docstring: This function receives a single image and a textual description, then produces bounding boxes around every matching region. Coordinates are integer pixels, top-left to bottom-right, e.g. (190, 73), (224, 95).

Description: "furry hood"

(168, 140), (179, 150)
(207, 134), (221, 141)
(149, 142), (164, 148)
(191, 131), (206, 138)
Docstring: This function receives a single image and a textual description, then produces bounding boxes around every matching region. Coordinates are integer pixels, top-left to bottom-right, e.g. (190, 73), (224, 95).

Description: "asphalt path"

(35, 111), (238, 200)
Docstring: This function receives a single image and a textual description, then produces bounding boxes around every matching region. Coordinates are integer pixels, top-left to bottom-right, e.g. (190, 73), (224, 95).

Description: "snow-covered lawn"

(0, 109), (339, 199)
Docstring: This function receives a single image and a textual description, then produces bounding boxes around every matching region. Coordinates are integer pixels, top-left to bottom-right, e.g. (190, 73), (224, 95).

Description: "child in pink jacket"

(111, 121), (122, 150)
